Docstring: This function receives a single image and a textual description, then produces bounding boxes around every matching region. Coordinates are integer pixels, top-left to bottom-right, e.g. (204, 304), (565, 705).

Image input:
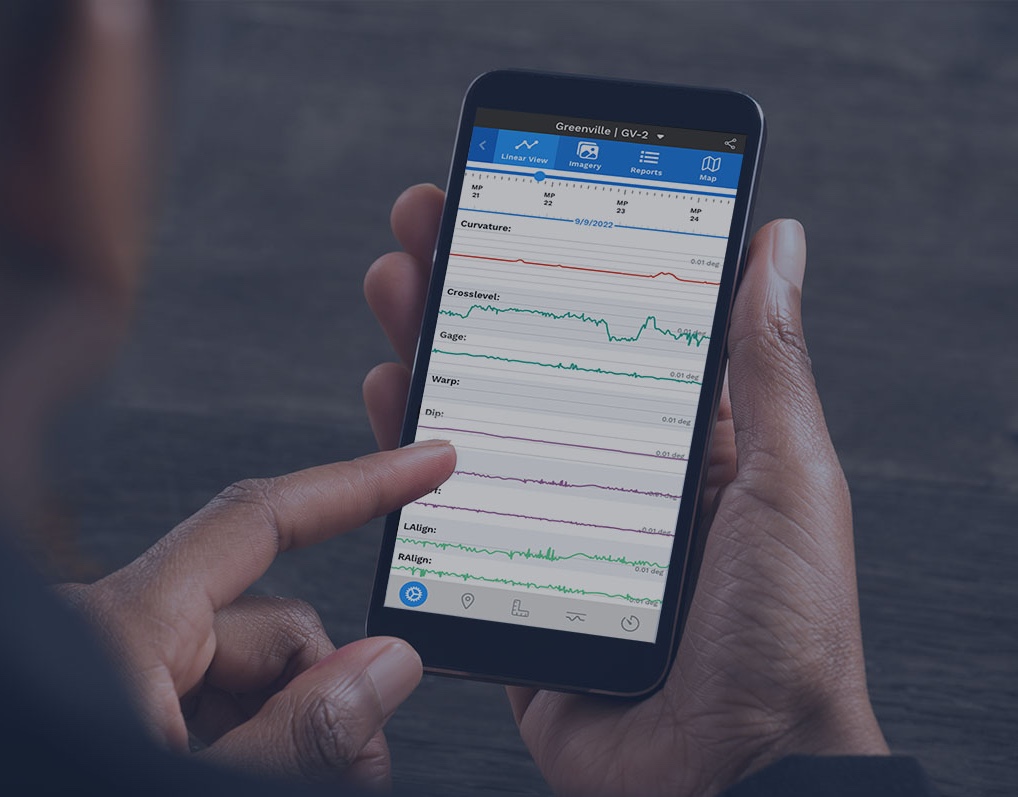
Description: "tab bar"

(468, 126), (743, 190)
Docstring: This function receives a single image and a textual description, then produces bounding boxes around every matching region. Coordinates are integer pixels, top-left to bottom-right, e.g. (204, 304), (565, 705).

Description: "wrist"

(731, 686), (889, 792)
(783, 689), (888, 757)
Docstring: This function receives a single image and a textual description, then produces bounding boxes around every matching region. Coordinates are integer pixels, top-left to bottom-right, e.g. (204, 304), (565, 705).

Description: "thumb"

(199, 638), (422, 787)
(727, 219), (837, 480)
(721, 217), (857, 595)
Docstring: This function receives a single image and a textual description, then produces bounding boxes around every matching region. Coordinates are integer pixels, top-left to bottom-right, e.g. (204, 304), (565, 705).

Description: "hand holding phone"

(365, 191), (888, 796)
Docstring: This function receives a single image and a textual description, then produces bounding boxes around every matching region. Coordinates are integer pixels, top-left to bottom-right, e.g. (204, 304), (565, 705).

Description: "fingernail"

(772, 219), (806, 288)
(365, 641), (422, 716)
(405, 438), (452, 449)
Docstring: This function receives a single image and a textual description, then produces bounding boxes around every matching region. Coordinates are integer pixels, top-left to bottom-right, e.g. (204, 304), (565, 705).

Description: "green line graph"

(391, 565), (662, 606)
(396, 536), (668, 569)
(432, 349), (700, 385)
(440, 304), (710, 347)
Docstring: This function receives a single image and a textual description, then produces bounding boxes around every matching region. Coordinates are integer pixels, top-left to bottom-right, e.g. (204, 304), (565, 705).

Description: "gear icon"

(405, 585), (424, 603)
(399, 581), (428, 607)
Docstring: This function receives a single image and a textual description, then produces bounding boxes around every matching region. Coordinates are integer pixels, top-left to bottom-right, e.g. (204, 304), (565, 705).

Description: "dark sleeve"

(721, 755), (936, 797)
(0, 533), (333, 796)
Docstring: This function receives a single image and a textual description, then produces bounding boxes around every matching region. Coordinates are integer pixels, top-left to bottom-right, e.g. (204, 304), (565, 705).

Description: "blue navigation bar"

(467, 126), (741, 190)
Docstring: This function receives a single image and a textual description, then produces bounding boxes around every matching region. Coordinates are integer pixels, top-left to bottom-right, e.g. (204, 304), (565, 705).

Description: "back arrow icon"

(479, 140), (487, 150)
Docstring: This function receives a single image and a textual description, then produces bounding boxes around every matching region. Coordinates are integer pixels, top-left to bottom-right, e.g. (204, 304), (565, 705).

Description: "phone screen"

(383, 109), (746, 643)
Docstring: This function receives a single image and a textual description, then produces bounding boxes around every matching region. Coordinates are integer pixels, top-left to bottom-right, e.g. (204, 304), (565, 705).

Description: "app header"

(475, 109), (747, 154)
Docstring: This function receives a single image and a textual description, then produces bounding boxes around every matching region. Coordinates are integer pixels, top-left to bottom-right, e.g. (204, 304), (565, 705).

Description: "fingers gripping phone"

(368, 70), (765, 696)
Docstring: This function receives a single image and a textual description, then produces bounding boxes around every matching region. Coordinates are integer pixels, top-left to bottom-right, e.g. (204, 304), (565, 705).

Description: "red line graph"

(450, 252), (720, 286)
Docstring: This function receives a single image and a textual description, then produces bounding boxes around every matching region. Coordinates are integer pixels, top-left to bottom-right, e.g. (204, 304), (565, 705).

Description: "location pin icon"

(461, 593), (475, 609)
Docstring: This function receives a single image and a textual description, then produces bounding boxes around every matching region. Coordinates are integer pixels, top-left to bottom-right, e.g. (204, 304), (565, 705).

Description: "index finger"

(126, 440), (455, 615)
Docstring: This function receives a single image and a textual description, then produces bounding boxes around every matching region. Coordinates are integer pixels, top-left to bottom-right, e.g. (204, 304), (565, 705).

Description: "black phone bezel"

(367, 70), (765, 697)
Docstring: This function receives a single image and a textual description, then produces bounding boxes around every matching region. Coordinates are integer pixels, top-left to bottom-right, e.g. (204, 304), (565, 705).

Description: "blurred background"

(47, 2), (1015, 795)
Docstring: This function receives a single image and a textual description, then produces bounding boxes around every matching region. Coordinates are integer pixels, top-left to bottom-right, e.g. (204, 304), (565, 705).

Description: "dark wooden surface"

(54, 3), (1017, 795)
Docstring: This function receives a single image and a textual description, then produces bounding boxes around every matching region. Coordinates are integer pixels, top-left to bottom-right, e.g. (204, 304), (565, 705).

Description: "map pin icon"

(461, 592), (475, 609)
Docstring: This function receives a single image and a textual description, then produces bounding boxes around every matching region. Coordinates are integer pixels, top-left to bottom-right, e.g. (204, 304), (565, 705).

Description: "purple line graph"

(454, 470), (680, 501)
(417, 425), (688, 461)
(413, 501), (675, 537)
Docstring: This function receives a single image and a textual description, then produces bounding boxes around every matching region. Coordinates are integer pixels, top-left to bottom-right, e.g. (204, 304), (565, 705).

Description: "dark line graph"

(417, 424), (688, 461)
(454, 470), (680, 500)
(432, 348), (699, 385)
(413, 501), (675, 537)
(439, 303), (711, 347)
(391, 564), (662, 605)
(451, 251), (721, 286)
(395, 536), (670, 570)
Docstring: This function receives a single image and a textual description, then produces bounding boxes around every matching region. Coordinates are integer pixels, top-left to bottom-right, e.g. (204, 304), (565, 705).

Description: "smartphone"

(367, 70), (764, 696)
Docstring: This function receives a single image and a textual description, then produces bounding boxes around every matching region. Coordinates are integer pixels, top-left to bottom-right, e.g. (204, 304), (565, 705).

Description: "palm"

(506, 413), (742, 797)
(364, 185), (885, 797)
